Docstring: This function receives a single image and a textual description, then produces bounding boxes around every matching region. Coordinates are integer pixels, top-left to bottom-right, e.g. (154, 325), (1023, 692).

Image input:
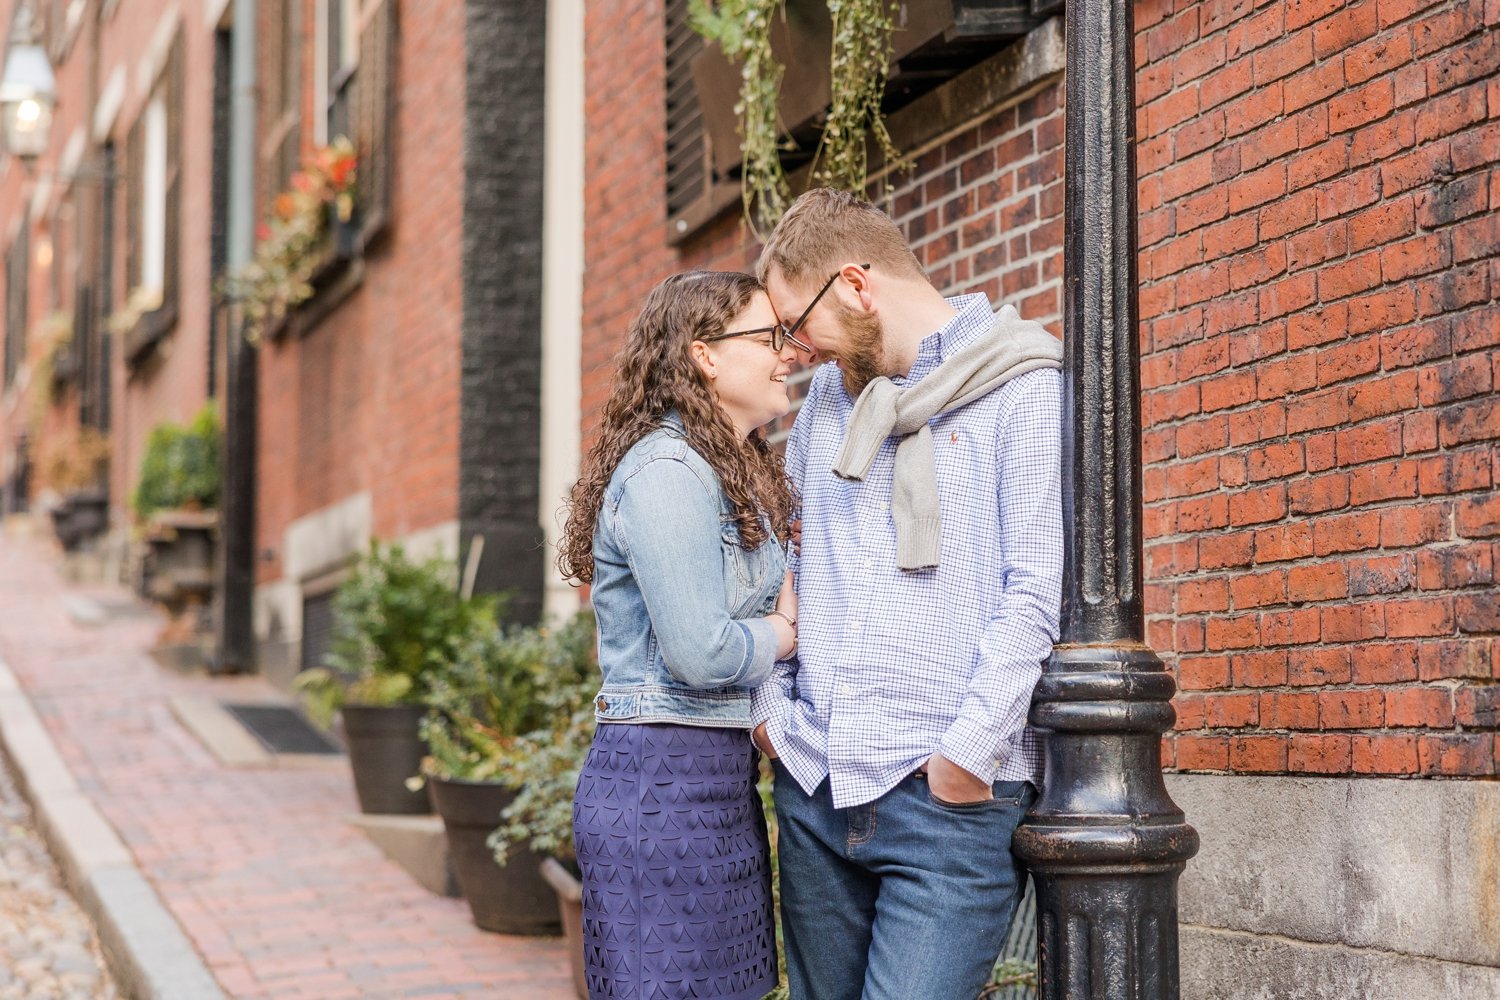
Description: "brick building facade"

(250, 0), (554, 684)
(0, 1), (559, 686)
(581, 0), (1497, 992)
(0, 0), (228, 545)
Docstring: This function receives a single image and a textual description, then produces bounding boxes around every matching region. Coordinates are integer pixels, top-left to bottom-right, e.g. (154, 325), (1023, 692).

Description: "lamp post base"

(1014, 644), (1199, 1000)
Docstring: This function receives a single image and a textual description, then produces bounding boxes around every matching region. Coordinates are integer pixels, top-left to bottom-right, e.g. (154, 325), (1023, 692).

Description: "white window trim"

(313, 0), (360, 146)
(140, 94), (168, 296)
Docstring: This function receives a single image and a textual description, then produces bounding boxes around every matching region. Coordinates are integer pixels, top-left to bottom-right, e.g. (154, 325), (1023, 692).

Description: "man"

(751, 188), (1063, 1000)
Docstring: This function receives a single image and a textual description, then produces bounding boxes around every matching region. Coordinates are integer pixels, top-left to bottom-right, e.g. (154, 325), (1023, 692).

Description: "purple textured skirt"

(573, 722), (777, 1000)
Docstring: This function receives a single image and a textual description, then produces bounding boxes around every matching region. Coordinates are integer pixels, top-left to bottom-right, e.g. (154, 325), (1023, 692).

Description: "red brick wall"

(255, 0), (466, 584)
(1135, 0), (1498, 777)
(581, 0), (1496, 777)
(581, 2), (1065, 436)
(0, 2), (220, 519)
(103, 4), (218, 516)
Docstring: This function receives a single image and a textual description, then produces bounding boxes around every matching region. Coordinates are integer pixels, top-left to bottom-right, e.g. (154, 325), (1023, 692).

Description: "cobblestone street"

(0, 761), (117, 1000)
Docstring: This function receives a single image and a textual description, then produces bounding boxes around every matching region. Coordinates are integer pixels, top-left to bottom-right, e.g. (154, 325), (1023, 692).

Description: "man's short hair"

(757, 188), (925, 287)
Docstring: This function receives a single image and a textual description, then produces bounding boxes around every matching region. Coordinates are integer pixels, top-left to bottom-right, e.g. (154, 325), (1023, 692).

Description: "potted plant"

(227, 136), (358, 344)
(421, 612), (593, 935)
(484, 612), (599, 996)
(36, 425), (111, 551)
(134, 405), (221, 605)
(295, 542), (501, 815)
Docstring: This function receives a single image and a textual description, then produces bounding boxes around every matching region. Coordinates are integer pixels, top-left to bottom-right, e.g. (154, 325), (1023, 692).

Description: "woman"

(558, 271), (801, 1000)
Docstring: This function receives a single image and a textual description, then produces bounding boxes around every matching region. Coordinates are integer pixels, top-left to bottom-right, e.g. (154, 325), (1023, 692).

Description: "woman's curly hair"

(558, 271), (796, 585)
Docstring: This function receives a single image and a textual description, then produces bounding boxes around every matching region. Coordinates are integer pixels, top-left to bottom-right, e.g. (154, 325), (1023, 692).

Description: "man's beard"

(831, 299), (886, 396)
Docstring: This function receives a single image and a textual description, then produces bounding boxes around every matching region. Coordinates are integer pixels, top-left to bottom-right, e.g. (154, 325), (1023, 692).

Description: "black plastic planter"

(430, 776), (560, 936)
(341, 704), (431, 815)
(66, 489), (109, 540)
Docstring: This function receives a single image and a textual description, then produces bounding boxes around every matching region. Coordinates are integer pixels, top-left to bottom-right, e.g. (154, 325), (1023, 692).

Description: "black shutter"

(163, 29), (184, 317)
(262, 0), (300, 200)
(354, 0), (396, 243)
(664, 0), (707, 220)
(2, 221), (26, 389)
(124, 117), (142, 294)
(76, 284), (94, 425)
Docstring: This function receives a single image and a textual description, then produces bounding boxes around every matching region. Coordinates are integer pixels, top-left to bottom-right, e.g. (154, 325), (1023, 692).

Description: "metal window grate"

(300, 590), (338, 673)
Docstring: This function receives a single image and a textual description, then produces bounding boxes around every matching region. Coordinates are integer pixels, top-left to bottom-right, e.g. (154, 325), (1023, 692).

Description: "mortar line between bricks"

(0, 655), (228, 1000)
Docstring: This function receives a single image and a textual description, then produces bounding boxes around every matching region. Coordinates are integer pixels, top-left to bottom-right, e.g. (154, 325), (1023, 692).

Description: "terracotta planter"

(540, 858), (586, 1000)
(430, 776), (560, 935)
(341, 704), (432, 815)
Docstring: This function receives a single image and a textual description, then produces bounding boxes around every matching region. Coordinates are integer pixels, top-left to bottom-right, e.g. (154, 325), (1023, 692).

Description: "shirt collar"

(899, 293), (994, 385)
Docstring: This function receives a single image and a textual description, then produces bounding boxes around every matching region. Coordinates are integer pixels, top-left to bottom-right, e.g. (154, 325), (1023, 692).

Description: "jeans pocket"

(924, 778), (1028, 813)
(926, 789), (1007, 812)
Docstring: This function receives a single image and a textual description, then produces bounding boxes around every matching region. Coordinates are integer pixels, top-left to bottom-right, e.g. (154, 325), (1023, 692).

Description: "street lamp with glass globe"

(0, 11), (57, 165)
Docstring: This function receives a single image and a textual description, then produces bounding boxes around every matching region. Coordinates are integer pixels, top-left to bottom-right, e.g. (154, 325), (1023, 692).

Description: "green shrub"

(293, 542), (504, 727)
(133, 404), (221, 518)
(421, 611), (595, 783)
(484, 610), (598, 864)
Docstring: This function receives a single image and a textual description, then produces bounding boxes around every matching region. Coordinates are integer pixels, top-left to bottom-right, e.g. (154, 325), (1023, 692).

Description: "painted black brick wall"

(461, 0), (547, 625)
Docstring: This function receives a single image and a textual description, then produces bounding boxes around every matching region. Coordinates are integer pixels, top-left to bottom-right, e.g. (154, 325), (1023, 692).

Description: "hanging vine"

(689, 0), (791, 236)
(810, 0), (907, 192)
(691, 0), (907, 234)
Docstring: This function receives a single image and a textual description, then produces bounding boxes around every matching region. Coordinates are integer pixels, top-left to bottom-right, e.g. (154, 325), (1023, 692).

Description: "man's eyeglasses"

(778, 263), (871, 345)
(701, 263), (871, 355)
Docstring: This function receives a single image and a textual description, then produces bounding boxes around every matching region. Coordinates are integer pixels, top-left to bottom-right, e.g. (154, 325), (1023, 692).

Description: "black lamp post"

(1010, 0), (1199, 994)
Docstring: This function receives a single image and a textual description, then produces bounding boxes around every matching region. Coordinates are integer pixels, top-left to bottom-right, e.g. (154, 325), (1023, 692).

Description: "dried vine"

(689, 0), (791, 236)
(810, 0), (906, 192)
(690, 0), (907, 233)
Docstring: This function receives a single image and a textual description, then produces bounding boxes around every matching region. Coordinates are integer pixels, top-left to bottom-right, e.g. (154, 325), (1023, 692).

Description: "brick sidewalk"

(0, 534), (575, 1000)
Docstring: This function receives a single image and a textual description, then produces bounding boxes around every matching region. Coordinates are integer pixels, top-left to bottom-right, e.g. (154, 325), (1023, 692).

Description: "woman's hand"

(767, 613), (797, 660)
(768, 572), (798, 659)
(776, 571), (797, 623)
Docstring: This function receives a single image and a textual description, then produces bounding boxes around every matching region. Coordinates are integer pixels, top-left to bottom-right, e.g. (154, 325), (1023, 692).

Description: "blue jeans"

(772, 762), (1034, 1000)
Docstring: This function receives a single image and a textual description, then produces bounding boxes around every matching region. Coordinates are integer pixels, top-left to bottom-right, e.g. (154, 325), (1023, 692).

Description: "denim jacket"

(589, 414), (787, 727)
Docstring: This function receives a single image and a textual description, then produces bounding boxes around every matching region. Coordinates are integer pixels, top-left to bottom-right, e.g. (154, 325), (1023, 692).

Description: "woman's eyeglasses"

(701, 324), (812, 354)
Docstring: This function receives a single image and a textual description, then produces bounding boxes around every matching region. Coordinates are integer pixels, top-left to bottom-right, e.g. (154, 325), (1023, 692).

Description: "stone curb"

(0, 657), (227, 1000)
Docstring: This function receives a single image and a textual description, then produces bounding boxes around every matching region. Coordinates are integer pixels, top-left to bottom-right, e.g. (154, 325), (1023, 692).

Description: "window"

(123, 28), (183, 364)
(317, 0), (358, 145)
(260, 0), (395, 341)
(263, 0), (301, 201)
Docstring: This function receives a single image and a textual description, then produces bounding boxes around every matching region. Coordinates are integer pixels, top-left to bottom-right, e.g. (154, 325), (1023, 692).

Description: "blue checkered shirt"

(752, 293), (1063, 808)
